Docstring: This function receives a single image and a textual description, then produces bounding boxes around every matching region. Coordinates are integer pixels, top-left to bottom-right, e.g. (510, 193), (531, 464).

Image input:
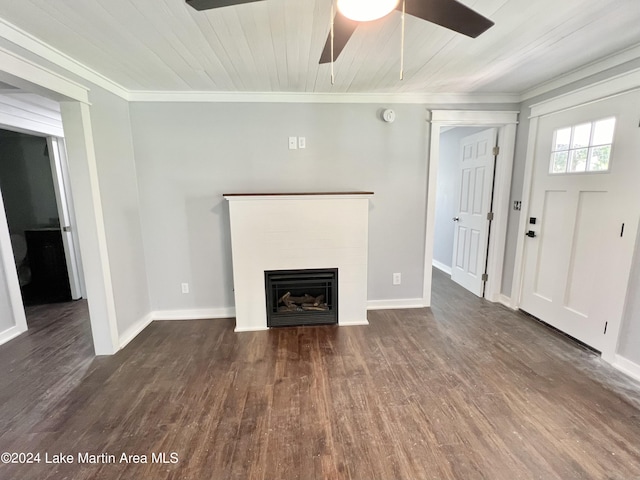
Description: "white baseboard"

(234, 326), (269, 333)
(498, 294), (517, 309)
(613, 355), (640, 383)
(118, 308), (236, 348)
(153, 307), (236, 321)
(367, 298), (425, 310)
(432, 260), (452, 275)
(0, 325), (26, 346)
(339, 320), (370, 326)
(119, 312), (154, 350)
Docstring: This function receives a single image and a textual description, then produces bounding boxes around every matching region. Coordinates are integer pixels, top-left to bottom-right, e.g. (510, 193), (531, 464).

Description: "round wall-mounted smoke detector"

(382, 109), (396, 123)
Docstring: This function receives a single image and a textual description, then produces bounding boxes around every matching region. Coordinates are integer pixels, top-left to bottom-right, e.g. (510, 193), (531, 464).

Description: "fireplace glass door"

(265, 268), (338, 327)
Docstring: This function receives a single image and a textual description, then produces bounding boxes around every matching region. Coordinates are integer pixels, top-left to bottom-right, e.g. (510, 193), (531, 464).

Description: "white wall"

(129, 102), (430, 311)
(0, 254), (14, 332)
(434, 127), (485, 270)
(86, 87), (151, 337)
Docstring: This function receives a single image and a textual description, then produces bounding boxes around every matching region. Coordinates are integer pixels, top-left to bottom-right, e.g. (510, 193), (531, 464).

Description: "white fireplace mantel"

(224, 192), (373, 332)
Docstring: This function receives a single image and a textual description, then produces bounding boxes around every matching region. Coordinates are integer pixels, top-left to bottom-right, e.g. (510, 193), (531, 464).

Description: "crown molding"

(0, 17), (521, 105)
(126, 90), (521, 104)
(0, 46), (89, 103)
(0, 17), (129, 100)
(521, 43), (640, 102)
(430, 110), (519, 125)
(1, 14), (639, 107)
(529, 67), (640, 118)
(0, 24), (519, 105)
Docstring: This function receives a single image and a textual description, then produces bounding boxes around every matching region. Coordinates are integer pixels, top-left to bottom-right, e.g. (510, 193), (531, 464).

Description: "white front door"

(451, 128), (497, 296)
(520, 90), (640, 351)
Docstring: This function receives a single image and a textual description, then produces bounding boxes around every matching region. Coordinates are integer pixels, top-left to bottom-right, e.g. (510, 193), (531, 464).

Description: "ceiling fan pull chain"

(400, 0), (405, 80)
(330, 1), (335, 85)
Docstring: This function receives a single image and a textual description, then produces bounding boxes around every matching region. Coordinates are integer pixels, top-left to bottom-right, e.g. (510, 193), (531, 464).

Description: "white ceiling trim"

(520, 43), (640, 102)
(0, 46), (89, 104)
(529, 67), (640, 118)
(1, 14), (639, 106)
(127, 90), (521, 104)
(0, 17), (129, 100)
(430, 110), (519, 125)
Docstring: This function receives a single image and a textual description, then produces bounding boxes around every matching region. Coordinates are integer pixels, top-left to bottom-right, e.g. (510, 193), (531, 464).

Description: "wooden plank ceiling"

(0, 0), (638, 94)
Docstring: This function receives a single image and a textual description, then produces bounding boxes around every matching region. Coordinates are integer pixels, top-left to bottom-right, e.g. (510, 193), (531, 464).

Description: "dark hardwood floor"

(1, 271), (640, 479)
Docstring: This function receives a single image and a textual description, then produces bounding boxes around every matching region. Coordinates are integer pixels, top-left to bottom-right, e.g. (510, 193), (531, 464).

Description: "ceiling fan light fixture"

(337, 0), (400, 22)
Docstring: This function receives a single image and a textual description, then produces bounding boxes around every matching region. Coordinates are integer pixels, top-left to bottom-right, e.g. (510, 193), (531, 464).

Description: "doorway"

(433, 126), (494, 297)
(423, 110), (519, 307)
(0, 49), (121, 354)
(0, 129), (84, 306)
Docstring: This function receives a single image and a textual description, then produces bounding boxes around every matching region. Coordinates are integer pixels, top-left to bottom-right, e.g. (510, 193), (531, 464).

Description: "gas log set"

(277, 292), (329, 312)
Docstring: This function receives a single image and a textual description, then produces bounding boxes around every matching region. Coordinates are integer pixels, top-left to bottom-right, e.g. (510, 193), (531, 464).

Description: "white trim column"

(509, 116), (539, 310)
(0, 189), (28, 340)
(60, 102), (119, 355)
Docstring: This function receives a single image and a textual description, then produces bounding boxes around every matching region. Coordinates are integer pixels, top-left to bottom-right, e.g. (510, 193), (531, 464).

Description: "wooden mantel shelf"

(223, 191), (373, 197)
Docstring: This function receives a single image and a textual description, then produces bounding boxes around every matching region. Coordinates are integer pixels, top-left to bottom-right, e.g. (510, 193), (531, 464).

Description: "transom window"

(549, 117), (616, 174)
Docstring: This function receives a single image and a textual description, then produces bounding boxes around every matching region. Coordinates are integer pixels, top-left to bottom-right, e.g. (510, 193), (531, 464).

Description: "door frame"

(47, 136), (85, 299)
(423, 110), (519, 306)
(0, 47), (119, 354)
(510, 68), (640, 364)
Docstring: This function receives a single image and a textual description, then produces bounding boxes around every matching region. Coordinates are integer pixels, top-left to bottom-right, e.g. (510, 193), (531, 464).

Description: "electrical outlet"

(288, 137), (297, 150)
(393, 273), (401, 285)
(298, 136), (306, 149)
(181, 283), (189, 294)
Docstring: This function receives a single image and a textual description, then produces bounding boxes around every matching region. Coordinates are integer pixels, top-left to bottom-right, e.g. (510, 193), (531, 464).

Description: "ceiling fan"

(186, 0), (494, 64)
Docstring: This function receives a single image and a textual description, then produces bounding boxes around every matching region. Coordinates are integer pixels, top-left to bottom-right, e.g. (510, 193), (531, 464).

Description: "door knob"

(452, 217), (460, 222)
(526, 230), (537, 238)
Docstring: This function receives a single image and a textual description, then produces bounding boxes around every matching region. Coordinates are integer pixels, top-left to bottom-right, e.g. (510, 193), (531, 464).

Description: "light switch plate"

(288, 137), (297, 150)
(298, 137), (306, 149)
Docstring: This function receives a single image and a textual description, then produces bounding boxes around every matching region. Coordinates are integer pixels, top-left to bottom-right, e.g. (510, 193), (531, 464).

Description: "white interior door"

(451, 128), (497, 296)
(520, 91), (640, 351)
(47, 137), (84, 300)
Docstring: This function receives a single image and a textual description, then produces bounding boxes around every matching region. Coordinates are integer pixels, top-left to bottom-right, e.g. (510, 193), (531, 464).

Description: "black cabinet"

(24, 228), (72, 304)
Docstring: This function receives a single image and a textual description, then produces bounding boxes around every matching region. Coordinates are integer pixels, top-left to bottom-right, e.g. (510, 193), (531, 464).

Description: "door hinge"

(493, 146), (500, 156)
(487, 212), (494, 221)
(481, 273), (488, 282)
(604, 321), (608, 334)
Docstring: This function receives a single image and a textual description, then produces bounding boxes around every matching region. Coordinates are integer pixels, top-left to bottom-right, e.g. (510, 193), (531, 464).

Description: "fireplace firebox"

(265, 268), (338, 327)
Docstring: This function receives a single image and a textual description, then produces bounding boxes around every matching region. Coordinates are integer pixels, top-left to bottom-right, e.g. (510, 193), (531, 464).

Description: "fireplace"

(224, 192), (372, 331)
(265, 268), (338, 327)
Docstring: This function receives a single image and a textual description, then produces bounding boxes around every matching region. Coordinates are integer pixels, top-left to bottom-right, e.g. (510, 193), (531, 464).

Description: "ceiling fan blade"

(402, 0), (494, 38)
(186, 0), (264, 11)
(319, 13), (359, 64)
